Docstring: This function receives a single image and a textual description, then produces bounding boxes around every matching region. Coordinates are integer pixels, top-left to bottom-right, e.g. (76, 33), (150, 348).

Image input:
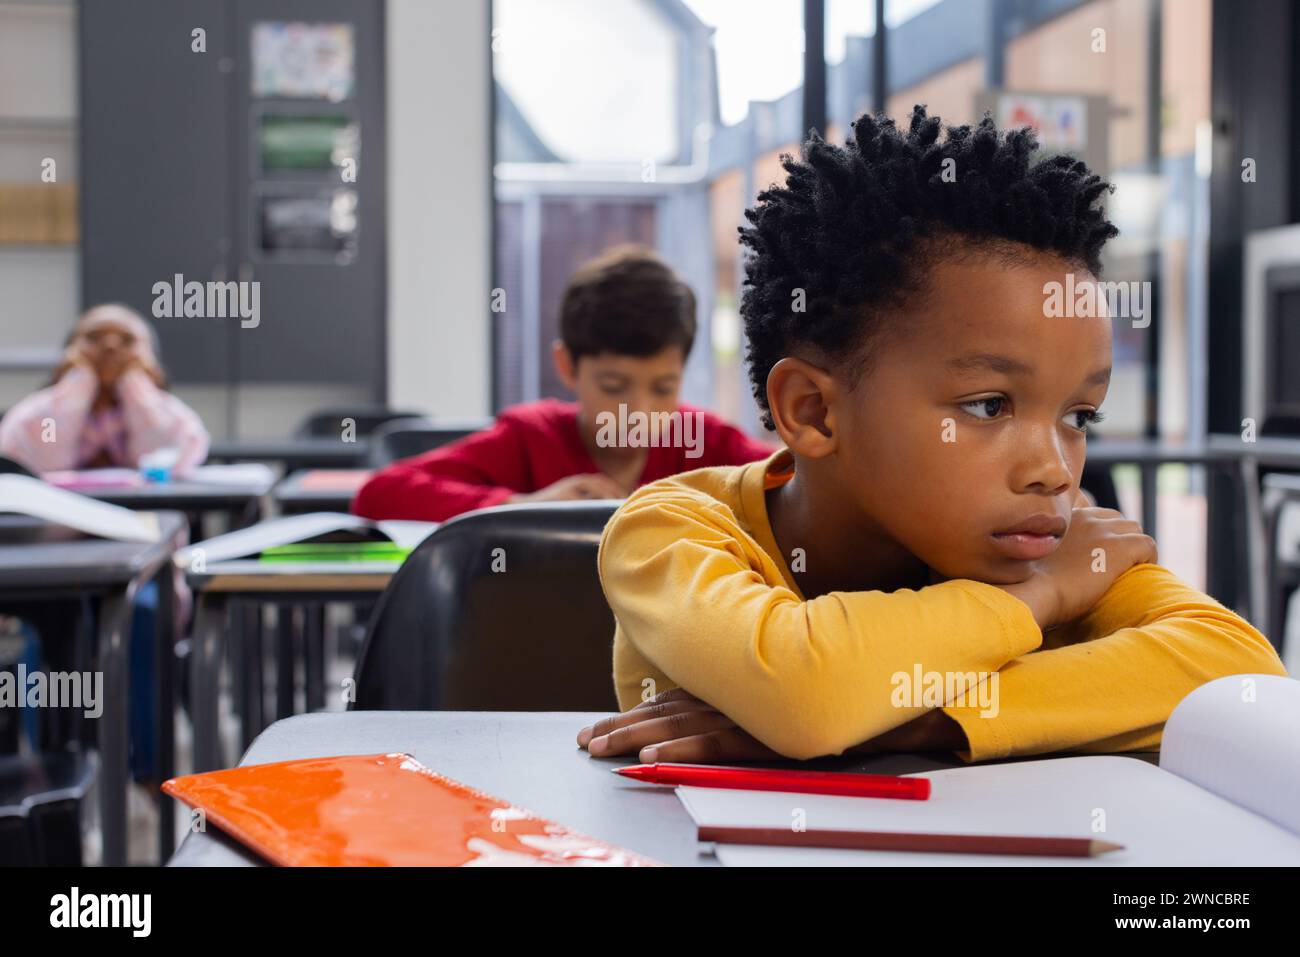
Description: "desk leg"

(155, 563), (176, 863)
(304, 604), (325, 712)
(275, 604), (296, 720)
(229, 602), (247, 748)
(1241, 457), (1268, 628)
(190, 593), (227, 772)
(97, 589), (134, 867)
(1264, 491), (1284, 648)
(239, 602), (265, 748)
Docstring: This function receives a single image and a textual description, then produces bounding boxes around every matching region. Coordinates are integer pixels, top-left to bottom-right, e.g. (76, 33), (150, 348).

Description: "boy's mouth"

(990, 532), (1061, 560)
(990, 514), (1068, 561)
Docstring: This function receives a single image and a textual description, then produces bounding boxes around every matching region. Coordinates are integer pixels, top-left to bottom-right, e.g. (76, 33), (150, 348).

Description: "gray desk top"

(1084, 438), (1222, 465)
(187, 558), (398, 594)
(0, 512), (188, 589)
(272, 469), (371, 511)
(78, 479), (274, 510)
(167, 711), (1160, 867)
(1206, 434), (1300, 467)
(208, 438), (371, 468)
(214, 435), (1300, 470)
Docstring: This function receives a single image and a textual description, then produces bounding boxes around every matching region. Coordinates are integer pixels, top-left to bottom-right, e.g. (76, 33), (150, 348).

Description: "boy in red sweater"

(352, 245), (774, 522)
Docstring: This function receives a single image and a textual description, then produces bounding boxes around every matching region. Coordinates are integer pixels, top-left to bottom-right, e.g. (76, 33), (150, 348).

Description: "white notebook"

(676, 673), (1300, 866)
(173, 511), (438, 568)
(0, 473), (160, 543)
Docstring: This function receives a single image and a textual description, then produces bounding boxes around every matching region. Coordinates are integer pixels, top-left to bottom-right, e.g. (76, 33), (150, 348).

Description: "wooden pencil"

(698, 825), (1125, 857)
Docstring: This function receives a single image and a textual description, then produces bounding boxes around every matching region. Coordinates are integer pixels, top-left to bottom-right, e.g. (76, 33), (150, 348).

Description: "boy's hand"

(998, 506), (1157, 632)
(846, 708), (969, 754)
(510, 472), (627, 504)
(576, 690), (970, 762)
(576, 688), (780, 763)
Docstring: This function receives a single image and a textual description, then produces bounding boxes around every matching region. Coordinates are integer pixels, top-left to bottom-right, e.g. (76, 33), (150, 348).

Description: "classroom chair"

(1080, 457), (1122, 512)
(1262, 471), (1300, 658)
(0, 605), (95, 866)
(0, 455), (33, 477)
(351, 501), (620, 712)
(293, 406), (429, 440)
(0, 751), (94, 865)
(366, 418), (492, 466)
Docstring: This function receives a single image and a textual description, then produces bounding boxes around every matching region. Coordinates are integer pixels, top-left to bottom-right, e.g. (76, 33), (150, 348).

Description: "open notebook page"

(0, 474), (160, 543)
(175, 512), (438, 566)
(1160, 673), (1300, 836)
(678, 675), (1300, 866)
(678, 755), (1300, 866)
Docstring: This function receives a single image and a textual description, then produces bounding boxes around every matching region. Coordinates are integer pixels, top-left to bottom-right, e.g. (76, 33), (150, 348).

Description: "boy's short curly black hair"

(739, 105), (1118, 430)
(560, 244), (697, 362)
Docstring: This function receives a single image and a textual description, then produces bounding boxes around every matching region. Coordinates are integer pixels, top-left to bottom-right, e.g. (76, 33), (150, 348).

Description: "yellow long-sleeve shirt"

(600, 447), (1288, 762)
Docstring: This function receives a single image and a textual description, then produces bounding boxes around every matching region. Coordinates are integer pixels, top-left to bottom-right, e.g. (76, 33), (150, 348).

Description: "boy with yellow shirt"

(576, 106), (1287, 764)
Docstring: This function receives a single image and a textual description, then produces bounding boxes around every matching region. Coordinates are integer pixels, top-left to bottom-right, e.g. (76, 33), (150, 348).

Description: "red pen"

(613, 763), (930, 800)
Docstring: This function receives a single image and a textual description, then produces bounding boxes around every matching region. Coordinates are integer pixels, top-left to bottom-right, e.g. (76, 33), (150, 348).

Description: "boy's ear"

(551, 340), (577, 390)
(766, 356), (840, 459)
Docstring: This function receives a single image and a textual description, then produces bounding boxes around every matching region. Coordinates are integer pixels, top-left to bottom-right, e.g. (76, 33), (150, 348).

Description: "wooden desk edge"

(197, 573), (394, 593)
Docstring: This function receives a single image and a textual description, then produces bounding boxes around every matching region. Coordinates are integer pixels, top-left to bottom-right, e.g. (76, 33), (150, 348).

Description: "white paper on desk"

(0, 474), (161, 543)
(184, 463), (277, 487)
(678, 674), (1300, 867)
(1160, 673), (1300, 835)
(173, 511), (438, 567)
(679, 756), (1300, 866)
(374, 520), (439, 551)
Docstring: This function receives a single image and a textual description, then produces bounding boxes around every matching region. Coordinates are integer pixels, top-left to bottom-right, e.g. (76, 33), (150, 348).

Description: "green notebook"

(258, 541), (411, 563)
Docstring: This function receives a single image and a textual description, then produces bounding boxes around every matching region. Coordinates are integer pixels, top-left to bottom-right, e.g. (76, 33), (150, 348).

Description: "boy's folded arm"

(351, 419), (525, 521)
(941, 563), (1289, 763)
(600, 496), (1044, 760)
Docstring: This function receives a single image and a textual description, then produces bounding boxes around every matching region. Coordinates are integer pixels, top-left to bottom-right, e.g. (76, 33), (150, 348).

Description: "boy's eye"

(960, 397), (1006, 420)
(1065, 409), (1105, 432)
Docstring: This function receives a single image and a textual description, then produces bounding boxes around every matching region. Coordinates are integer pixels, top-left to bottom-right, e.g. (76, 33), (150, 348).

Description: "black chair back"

(294, 407), (428, 439)
(367, 418), (492, 466)
(0, 456), (33, 477)
(352, 501), (621, 711)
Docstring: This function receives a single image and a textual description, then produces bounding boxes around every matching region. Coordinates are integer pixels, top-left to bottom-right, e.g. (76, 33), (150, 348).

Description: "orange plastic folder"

(162, 752), (660, 866)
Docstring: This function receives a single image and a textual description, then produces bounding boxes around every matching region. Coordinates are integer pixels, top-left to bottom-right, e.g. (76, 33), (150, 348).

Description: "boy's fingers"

(580, 698), (695, 741)
(576, 688), (709, 747)
(638, 728), (779, 765)
(590, 480), (627, 499)
(631, 687), (702, 711)
(586, 710), (737, 757)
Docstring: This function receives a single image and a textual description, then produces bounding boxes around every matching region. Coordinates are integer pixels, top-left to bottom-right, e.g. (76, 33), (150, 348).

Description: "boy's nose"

(1014, 426), (1074, 494)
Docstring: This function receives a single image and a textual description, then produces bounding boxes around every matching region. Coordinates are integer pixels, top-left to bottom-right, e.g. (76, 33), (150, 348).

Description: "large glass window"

(491, 2), (1214, 581)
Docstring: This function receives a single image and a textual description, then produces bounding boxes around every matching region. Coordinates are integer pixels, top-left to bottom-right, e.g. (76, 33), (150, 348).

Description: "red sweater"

(351, 398), (776, 522)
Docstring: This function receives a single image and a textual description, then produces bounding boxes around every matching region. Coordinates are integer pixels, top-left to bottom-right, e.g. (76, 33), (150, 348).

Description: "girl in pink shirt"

(0, 303), (209, 475)
(0, 304), (207, 782)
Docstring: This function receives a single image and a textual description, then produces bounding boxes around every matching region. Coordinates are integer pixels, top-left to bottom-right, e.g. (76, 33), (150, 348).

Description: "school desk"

(74, 476), (275, 529)
(186, 559), (398, 773)
(208, 438), (372, 470)
(165, 710), (1161, 867)
(271, 469), (373, 515)
(0, 511), (187, 865)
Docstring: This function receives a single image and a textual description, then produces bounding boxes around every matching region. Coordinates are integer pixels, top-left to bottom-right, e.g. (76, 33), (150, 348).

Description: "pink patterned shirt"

(0, 366), (209, 475)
